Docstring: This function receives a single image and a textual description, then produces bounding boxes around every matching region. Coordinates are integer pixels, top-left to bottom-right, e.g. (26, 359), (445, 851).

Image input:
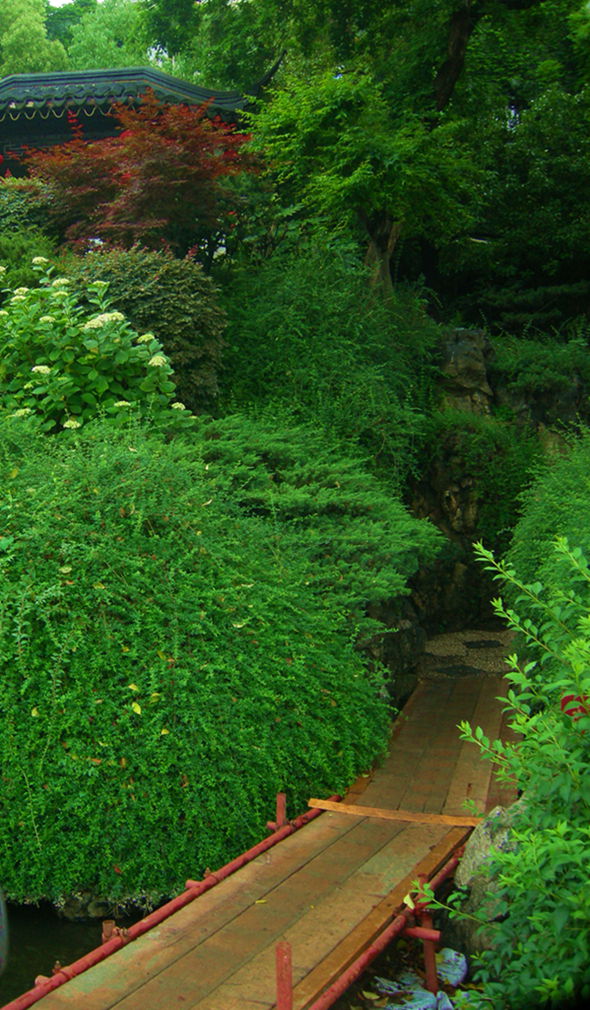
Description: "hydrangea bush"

(0, 260), (191, 431)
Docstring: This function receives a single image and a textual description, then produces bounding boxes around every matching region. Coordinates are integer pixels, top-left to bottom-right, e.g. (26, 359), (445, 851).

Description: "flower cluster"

(83, 312), (126, 330)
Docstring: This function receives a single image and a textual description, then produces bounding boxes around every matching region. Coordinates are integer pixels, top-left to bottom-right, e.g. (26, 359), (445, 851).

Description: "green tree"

(249, 66), (483, 292)
(46, 0), (97, 47)
(67, 0), (153, 70)
(0, 0), (68, 75)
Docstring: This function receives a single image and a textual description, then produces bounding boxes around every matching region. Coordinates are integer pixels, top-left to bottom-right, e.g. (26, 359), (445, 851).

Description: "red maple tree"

(24, 91), (253, 259)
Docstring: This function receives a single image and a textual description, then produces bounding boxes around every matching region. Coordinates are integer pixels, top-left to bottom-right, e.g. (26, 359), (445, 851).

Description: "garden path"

(21, 630), (515, 1010)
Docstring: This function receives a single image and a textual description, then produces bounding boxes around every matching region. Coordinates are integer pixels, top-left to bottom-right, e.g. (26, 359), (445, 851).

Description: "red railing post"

(417, 873), (438, 995)
(276, 941), (293, 1010)
(267, 792), (288, 832)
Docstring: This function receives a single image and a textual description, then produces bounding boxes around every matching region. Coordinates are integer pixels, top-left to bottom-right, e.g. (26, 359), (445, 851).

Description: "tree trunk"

(363, 215), (403, 296)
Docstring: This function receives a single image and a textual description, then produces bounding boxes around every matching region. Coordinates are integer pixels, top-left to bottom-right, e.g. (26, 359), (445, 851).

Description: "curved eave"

(0, 66), (253, 118)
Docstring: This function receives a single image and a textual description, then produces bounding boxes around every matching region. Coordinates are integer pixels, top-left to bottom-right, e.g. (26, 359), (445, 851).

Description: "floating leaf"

(160, 728), (169, 736)
(31, 707), (40, 717)
(128, 683), (140, 692)
(131, 701), (142, 715)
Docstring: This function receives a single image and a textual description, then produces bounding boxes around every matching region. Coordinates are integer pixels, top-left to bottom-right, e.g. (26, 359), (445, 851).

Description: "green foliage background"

(219, 235), (440, 485)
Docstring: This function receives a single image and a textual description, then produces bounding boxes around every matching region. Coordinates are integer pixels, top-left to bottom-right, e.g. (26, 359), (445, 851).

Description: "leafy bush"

(0, 260), (190, 432)
(219, 236), (440, 484)
(0, 413), (439, 904)
(199, 410), (443, 625)
(0, 227), (57, 294)
(507, 428), (590, 588)
(0, 177), (53, 234)
(67, 247), (226, 412)
(490, 332), (590, 397)
(454, 542), (590, 1008)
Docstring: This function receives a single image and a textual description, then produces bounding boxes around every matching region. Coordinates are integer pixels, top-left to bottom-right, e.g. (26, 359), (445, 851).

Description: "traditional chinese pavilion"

(0, 65), (270, 174)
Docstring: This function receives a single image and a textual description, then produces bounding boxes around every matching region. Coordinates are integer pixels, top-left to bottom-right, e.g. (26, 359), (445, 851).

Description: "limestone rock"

(442, 801), (523, 956)
(440, 329), (493, 415)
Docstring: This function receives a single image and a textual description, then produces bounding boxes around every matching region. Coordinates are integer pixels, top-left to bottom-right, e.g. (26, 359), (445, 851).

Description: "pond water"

(0, 903), (120, 1005)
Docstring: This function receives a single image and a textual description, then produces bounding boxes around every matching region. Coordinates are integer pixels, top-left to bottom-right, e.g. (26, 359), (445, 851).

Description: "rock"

(442, 801), (523, 956)
(440, 329), (493, 415)
(57, 891), (112, 922)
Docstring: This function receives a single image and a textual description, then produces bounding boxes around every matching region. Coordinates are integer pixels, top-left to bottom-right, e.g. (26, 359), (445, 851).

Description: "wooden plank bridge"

(8, 632), (515, 1010)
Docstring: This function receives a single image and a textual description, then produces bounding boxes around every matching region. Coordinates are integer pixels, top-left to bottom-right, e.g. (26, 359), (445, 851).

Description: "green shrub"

(0, 227), (57, 294)
(219, 236), (440, 485)
(453, 542), (590, 1008)
(489, 332), (590, 399)
(507, 428), (590, 588)
(66, 247), (226, 413)
(200, 410), (443, 625)
(0, 259), (190, 432)
(0, 413), (437, 904)
(0, 177), (53, 234)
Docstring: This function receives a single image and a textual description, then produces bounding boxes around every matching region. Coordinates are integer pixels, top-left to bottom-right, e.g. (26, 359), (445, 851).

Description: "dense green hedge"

(66, 247), (226, 413)
(0, 414), (440, 905)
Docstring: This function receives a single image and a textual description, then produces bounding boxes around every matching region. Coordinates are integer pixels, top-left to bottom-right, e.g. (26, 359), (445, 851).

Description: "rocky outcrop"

(441, 801), (522, 955)
(439, 328), (494, 414)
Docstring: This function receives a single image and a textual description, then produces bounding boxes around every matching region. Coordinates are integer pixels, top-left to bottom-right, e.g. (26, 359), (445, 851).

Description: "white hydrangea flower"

(51, 277), (71, 287)
(32, 256), (49, 266)
(63, 418), (82, 429)
(0, 310), (8, 318)
(31, 365), (51, 374)
(10, 295), (26, 303)
(136, 333), (155, 343)
(0, 265), (6, 274)
(148, 354), (167, 367)
(115, 400), (131, 407)
(39, 315), (56, 324)
(11, 408), (32, 417)
(14, 287), (29, 295)
(83, 311), (125, 329)
(171, 402), (186, 410)
(50, 289), (69, 299)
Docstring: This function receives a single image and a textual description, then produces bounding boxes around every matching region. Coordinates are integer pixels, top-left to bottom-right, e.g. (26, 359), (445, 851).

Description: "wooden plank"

(88, 818), (410, 1010)
(442, 676), (507, 816)
(292, 826), (471, 1010)
(187, 823), (450, 1008)
(308, 799), (481, 826)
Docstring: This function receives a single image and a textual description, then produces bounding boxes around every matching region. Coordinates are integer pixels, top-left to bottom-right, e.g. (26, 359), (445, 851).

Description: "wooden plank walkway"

(33, 657), (514, 1010)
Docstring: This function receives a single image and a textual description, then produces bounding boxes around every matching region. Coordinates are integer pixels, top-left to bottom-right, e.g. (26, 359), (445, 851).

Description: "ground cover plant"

(0, 413), (440, 905)
(450, 541), (590, 1008)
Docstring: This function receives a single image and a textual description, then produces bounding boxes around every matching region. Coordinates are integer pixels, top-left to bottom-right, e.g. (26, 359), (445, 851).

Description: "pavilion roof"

(0, 66), (263, 123)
